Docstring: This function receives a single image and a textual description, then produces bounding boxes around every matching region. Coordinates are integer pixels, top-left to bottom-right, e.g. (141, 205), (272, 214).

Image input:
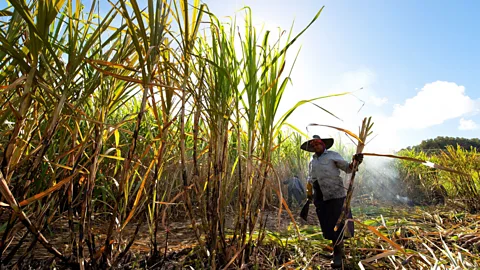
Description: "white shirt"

(307, 150), (352, 201)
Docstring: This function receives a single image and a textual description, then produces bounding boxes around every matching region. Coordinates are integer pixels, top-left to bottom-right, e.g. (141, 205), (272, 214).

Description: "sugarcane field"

(1, 0), (479, 269)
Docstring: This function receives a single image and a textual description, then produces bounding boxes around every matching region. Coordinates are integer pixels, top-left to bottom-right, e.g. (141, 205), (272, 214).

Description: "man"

(283, 175), (306, 208)
(301, 135), (363, 269)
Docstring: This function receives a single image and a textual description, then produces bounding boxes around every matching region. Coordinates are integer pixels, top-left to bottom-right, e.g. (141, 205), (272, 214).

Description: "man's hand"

(306, 182), (313, 200)
(353, 153), (364, 164)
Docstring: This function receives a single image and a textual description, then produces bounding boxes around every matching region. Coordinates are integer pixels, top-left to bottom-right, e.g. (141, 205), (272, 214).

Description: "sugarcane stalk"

(0, 170), (67, 262)
(334, 117), (373, 232)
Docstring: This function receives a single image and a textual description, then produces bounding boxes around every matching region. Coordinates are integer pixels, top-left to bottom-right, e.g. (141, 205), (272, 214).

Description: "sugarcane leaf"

(18, 175), (75, 207)
(307, 123), (364, 143)
(353, 219), (406, 254)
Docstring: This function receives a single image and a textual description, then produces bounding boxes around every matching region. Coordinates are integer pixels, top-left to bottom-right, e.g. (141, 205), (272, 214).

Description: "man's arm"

(332, 152), (352, 173)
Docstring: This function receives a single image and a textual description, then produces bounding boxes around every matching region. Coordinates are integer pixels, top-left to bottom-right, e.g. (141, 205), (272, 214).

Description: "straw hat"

(300, 135), (334, 152)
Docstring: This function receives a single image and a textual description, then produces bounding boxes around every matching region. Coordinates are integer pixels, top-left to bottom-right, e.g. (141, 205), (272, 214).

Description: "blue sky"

(205, 0), (480, 152)
(2, 0), (478, 152)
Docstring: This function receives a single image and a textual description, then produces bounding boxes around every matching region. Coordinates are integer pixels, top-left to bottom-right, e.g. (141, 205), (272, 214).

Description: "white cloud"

(458, 118), (478, 130)
(390, 81), (477, 129)
(370, 96), (388, 106)
(342, 80), (479, 152)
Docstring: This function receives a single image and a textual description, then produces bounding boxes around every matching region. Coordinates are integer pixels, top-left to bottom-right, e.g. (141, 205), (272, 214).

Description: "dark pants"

(313, 181), (354, 241)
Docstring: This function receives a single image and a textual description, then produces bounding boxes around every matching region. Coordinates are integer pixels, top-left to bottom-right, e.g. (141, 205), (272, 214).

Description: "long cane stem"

(334, 117), (373, 232)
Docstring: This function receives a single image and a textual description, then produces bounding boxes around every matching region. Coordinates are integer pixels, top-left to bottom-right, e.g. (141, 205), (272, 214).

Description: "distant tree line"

(405, 136), (480, 153)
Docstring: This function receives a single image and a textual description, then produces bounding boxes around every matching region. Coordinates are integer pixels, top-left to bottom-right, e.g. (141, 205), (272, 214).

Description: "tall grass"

(0, 0), (329, 268)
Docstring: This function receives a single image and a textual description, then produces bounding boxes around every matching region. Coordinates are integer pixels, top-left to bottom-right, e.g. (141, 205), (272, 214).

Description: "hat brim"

(300, 138), (334, 152)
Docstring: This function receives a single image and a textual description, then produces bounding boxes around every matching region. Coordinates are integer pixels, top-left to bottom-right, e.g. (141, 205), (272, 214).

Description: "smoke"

(360, 156), (400, 200)
(333, 138), (412, 205)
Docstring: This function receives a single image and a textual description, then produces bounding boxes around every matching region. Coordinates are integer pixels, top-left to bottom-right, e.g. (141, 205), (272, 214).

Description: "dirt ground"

(0, 205), (338, 269)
